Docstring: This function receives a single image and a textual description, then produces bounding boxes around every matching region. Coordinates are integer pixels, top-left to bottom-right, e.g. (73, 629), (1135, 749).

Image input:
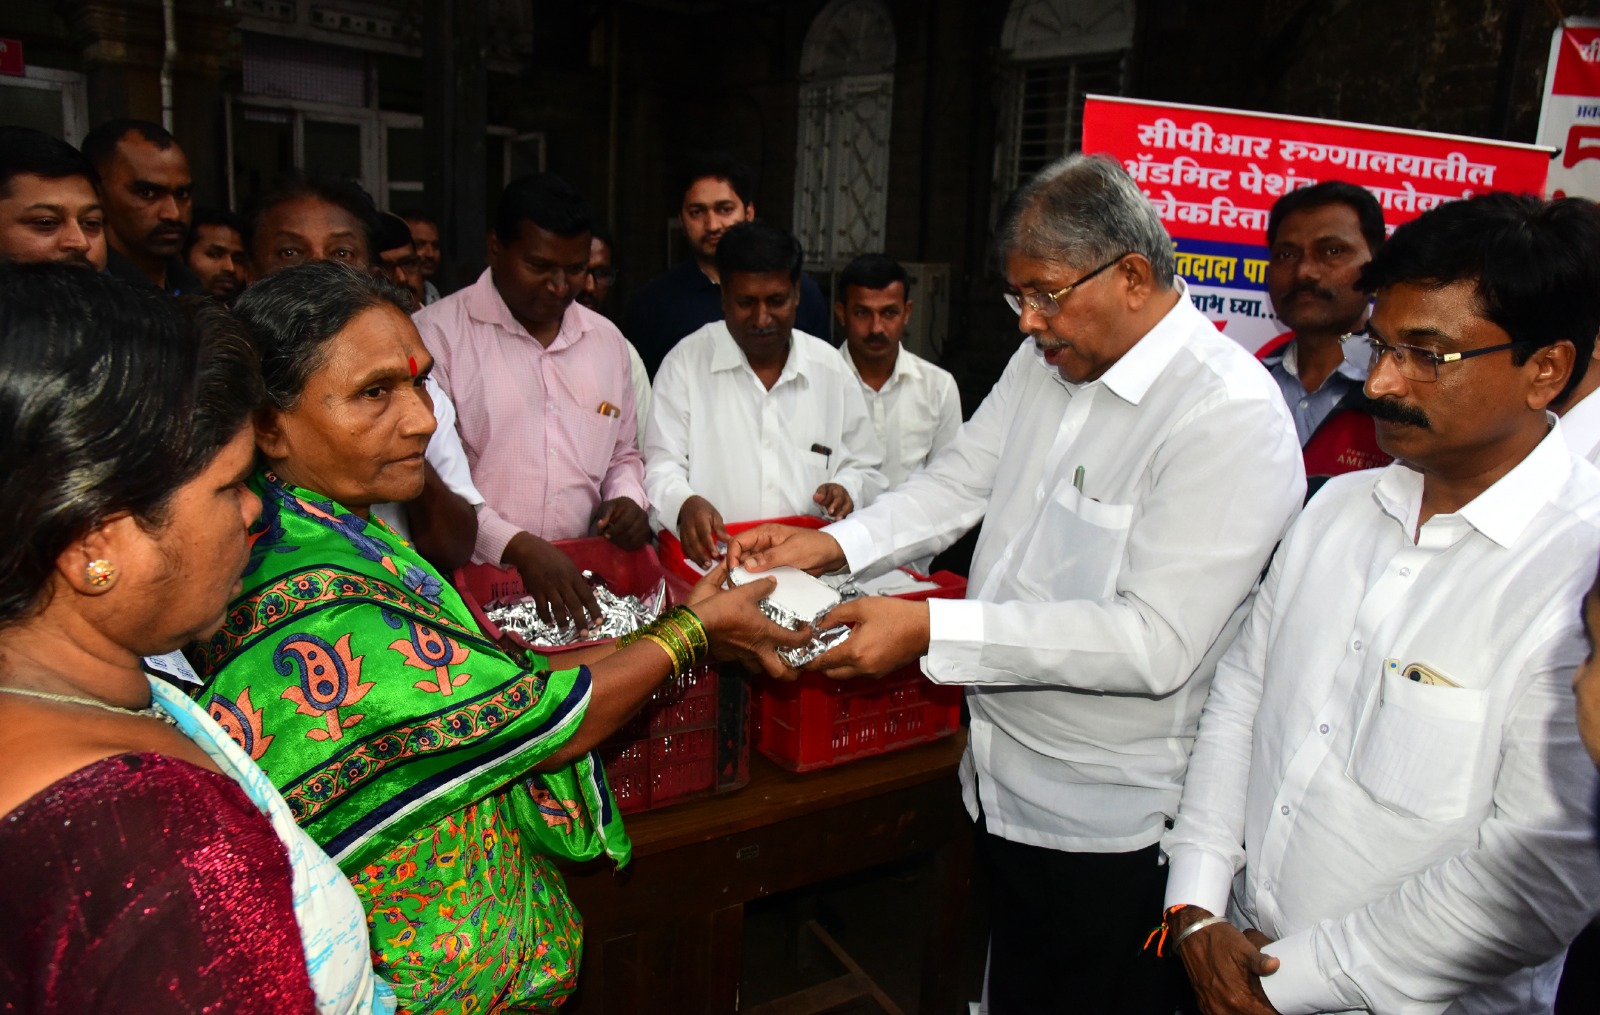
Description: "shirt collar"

(1372, 414), (1573, 549)
(465, 268), (585, 350)
(840, 341), (920, 390)
(1559, 385), (1600, 459)
(1085, 276), (1200, 405)
(710, 322), (810, 385)
(1280, 338), (1369, 387)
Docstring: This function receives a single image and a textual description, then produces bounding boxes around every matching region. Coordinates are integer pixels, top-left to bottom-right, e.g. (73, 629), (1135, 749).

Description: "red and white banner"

(1081, 96), (1553, 350)
(1538, 18), (1600, 200)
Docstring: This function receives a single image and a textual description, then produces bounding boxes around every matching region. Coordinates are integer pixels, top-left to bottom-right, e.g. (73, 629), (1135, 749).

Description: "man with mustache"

(645, 220), (886, 567)
(0, 128), (106, 271)
(81, 119), (200, 295)
(1162, 193), (1600, 1015)
(726, 156), (1303, 1012)
(398, 209), (443, 303)
(1260, 182), (1391, 495)
(415, 173), (651, 629)
(834, 253), (960, 573)
(623, 153), (830, 376)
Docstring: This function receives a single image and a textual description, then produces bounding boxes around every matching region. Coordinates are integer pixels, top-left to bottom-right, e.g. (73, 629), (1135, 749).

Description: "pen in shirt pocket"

(811, 443), (832, 467)
(597, 401), (620, 418)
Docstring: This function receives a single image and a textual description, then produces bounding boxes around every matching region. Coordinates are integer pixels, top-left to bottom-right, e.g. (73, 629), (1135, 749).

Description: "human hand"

(687, 560), (731, 607)
(594, 496), (650, 550)
(1173, 908), (1281, 1015)
(689, 577), (813, 679)
(803, 597), (930, 679)
(503, 531), (602, 632)
(812, 482), (854, 518)
(725, 523), (847, 576)
(677, 496), (729, 568)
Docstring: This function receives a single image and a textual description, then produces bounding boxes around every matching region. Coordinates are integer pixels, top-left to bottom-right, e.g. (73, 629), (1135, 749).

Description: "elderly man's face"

(255, 304), (437, 511)
(722, 269), (798, 362)
(0, 172), (106, 269)
(99, 134), (193, 261)
(253, 195), (371, 275)
(1005, 249), (1136, 383)
(1267, 202), (1374, 338)
(1363, 280), (1570, 475)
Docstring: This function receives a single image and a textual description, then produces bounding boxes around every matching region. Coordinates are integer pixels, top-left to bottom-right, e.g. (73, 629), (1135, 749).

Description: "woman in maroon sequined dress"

(0, 266), (359, 1013)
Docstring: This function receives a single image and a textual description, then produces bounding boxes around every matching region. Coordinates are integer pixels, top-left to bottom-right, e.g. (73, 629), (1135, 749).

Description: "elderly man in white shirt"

(645, 221), (886, 566)
(728, 155), (1304, 1013)
(1160, 193), (1600, 1015)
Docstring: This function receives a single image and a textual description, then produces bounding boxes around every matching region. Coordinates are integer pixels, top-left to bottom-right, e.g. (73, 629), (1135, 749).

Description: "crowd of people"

(1, 114), (1598, 1015)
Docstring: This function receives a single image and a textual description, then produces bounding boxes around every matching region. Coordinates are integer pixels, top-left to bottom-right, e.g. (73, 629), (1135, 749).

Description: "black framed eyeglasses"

(1004, 253), (1128, 318)
(1350, 333), (1521, 383)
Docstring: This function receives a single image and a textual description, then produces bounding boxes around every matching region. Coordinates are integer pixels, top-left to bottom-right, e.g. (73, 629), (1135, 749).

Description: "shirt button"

(1319, 724), (1329, 734)
(1280, 805), (1290, 816)
(1352, 639), (1362, 651)
(1399, 566), (1411, 577)
(1298, 398), (1309, 407)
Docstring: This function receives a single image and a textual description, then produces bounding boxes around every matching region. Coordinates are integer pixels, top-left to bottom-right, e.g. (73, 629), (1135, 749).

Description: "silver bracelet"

(1172, 913), (1229, 950)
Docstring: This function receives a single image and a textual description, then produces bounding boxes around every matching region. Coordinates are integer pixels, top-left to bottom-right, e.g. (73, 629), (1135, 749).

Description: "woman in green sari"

(188, 262), (805, 1014)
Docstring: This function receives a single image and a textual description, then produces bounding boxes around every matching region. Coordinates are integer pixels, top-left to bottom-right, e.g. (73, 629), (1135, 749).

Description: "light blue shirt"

(1263, 338), (1369, 445)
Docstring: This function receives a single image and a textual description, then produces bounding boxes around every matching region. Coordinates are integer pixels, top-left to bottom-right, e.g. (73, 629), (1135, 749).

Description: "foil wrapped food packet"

(486, 572), (668, 647)
(729, 564), (856, 668)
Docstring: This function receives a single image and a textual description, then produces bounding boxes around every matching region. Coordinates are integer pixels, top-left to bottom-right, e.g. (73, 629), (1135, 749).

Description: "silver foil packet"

(486, 572), (668, 647)
(732, 565), (861, 668)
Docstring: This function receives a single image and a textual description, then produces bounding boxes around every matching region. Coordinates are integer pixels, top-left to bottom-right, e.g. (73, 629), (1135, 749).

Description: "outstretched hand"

(725, 523), (848, 576)
(689, 576), (812, 680)
(802, 597), (930, 679)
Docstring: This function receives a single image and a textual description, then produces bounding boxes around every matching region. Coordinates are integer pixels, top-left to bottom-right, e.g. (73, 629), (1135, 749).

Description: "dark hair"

(1358, 193), (1600, 402)
(0, 127), (98, 198)
(493, 172), (592, 243)
(374, 212), (415, 254)
(243, 172), (380, 265)
(0, 264), (262, 627)
(80, 118), (178, 173)
(184, 207), (247, 259)
(676, 152), (755, 208)
(838, 254), (911, 300)
(396, 209), (437, 229)
(714, 221), (803, 283)
(1267, 181), (1387, 253)
(232, 260), (414, 411)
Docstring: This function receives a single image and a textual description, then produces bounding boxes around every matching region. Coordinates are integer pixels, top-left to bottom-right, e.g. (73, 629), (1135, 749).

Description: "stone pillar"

(424, 0), (488, 292)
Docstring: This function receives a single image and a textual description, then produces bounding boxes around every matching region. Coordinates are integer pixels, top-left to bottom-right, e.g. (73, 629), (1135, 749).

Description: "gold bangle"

(639, 632), (683, 680)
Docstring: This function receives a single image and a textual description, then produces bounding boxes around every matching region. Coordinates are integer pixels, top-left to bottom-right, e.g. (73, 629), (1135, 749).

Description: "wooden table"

(563, 731), (972, 1014)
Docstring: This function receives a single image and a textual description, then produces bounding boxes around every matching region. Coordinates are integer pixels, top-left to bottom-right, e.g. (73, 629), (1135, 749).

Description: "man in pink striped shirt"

(414, 174), (648, 628)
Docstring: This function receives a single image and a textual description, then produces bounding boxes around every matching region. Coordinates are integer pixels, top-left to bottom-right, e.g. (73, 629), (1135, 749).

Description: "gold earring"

(85, 560), (118, 588)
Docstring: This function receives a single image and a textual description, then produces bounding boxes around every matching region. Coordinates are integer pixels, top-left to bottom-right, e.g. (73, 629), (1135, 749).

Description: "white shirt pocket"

(1012, 483), (1134, 602)
(1346, 664), (1489, 822)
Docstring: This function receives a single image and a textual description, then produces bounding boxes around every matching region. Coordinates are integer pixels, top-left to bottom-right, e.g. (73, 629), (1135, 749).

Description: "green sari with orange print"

(189, 471), (630, 1014)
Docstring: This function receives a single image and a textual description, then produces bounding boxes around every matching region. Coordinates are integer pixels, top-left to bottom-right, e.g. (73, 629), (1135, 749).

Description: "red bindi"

(408, 355), (418, 378)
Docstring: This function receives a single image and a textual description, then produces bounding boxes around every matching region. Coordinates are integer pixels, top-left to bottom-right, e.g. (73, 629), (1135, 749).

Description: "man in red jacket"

(1260, 181), (1391, 495)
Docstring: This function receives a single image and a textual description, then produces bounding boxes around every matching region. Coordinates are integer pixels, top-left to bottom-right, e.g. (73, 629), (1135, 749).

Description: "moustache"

(1286, 282), (1335, 301)
(1034, 335), (1070, 354)
(1364, 395), (1430, 429)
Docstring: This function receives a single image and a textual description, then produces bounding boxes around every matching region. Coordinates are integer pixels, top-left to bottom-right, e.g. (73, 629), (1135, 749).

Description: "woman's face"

(105, 426), (261, 650)
(1574, 581), (1600, 767)
(257, 304), (437, 513)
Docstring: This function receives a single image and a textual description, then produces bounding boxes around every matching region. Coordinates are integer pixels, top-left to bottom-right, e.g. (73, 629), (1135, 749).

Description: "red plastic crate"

(754, 664), (965, 772)
(453, 538), (747, 814)
(659, 516), (970, 772)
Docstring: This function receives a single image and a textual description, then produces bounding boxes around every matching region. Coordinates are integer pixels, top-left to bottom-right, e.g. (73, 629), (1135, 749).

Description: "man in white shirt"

(1162, 193), (1600, 1014)
(728, 155), (1304, 1012)
(645, 221), (886, 566)
(1554, 346), (1600, 463)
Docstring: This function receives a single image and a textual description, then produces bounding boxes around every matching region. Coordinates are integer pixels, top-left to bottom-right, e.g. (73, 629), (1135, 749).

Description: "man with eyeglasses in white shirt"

(727, 154), (1304, 1013)
(1161, 192), (1600, 1015)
